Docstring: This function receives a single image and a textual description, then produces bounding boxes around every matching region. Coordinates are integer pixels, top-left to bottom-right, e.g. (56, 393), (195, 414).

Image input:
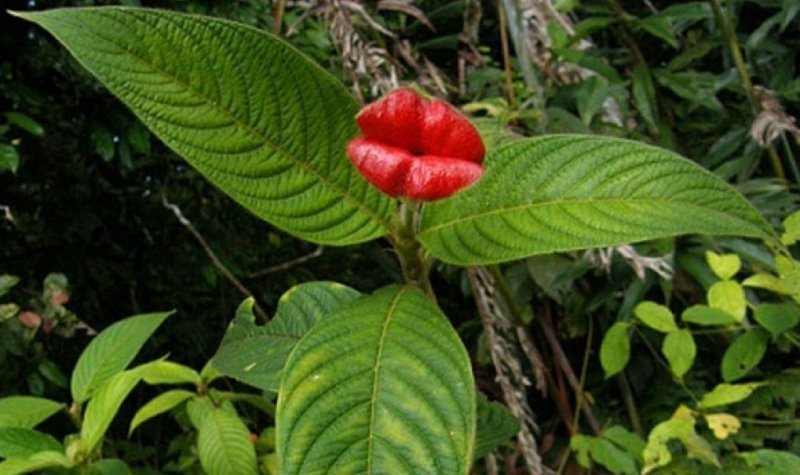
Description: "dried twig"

(245, 246), (324, 278)
(161, 194), (268, 322)
(468, 267), (552, 475)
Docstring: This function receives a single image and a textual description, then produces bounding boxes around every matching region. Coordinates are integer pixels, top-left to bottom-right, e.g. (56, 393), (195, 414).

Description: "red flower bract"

(346, 88), (485, 201)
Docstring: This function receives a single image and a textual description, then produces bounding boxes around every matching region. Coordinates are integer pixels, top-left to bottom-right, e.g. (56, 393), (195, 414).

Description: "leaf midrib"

(421, 195), (768, 237)
(42, 9), (391, 231)
(366, 288), (406, 474)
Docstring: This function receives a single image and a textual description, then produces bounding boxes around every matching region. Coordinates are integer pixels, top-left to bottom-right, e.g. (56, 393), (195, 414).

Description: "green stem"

(390, 201), (436, 301)
(709, 0), (788, 185)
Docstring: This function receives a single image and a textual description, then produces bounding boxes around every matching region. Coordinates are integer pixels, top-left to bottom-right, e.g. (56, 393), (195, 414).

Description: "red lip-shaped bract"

(346, 88), (485, 201)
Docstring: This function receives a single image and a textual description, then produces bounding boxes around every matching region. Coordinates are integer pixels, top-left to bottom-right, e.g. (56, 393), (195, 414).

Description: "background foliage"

(1, 0), (799, 473)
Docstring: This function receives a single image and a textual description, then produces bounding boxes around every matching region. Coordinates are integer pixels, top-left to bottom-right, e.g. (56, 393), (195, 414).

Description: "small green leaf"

(600, 322), (631, 378)
(698, 382), (764, 409)
(637, 16), (678, 48)
(602, 426), (645, 463)
(129, 389), (195, 434)
(474, 394), (519, 461)
(681, 305), (739, 326)
(705, 251), (741, 280)
(631, 64), (658, 130)
(0, 450), (73, 475)
(708, 281), (746, 321)
(87, 459), (133, 475)
(188, 397), (257, 475)
(213, 282), (360, 392)
(0, 275), (20, 298)
(662, 329), (695, 379)
(721, 329), (769, 381)
(0, 397), (63, 429)
(754, 302), (800, 337)
(140, 360), (201, 386)
(277, 286), (476, 475)
(80, 364), (151, 453)
(419, 135), (773, 265)
(0, 428), (62, 459)
(571, 434), (637, 474)
(740, 449), (800, 472)
(0, 144), (20, 174)
(71, 311), (172, 403)
(781, 210), (800, 245)
(634, 301), (679, 333)
(4, 112), (44, 137)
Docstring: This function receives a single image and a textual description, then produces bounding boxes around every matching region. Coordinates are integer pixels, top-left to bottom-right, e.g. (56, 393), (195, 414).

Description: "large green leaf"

(277, 286), (476, 474)
(419, 135), (774, 265)
(213, 282), (361, 392)
(0, 397), (63, 429)
(187, 397), (257, 475)
(70, 311), (172, 403)
(15, 7), (393, 245)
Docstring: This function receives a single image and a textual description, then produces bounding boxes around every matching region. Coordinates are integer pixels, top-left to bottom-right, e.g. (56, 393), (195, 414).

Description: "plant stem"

(709, 0), (788, 185)
(496, 1), (517, 108)
(616, 372), (645, 437)
(390, 201), (436, 301)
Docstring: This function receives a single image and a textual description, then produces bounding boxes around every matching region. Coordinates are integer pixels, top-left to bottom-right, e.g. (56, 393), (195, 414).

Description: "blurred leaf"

(0, 144), (20, 174)
(637, 16), (678, 48)
(474, 393), (519, 461)
(0, 275), (20, 298)
(0, 451), (74, 475)
(87, 459), (133, 475)
(632, 64), (658, 130)
(601, 322), (631, 378)
(739, 449), (800, 472)
(704, 413), (740, 440)
(0, 397), (63, 429)
(0, 427), (62, 458)
(571, 434), (637, 474)
(662, 329), (695, 379)
(708, 281), (746, 322)
(635, 301), (679, 333)
(602, 426), (645, 463)
(682, 305), (739, 326)
(4, 112), (44, 137)
(705, 251), (741, 280)
(698, 382), (764, 409)
(754, 302), (800, 337)
(653, 70), (723, 111)
(721, 328), (769, 381)
(781, 210), (800, 245)
(642, 406), (718, 474)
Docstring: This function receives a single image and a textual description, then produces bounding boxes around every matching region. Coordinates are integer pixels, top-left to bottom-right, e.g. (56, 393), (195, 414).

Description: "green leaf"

(642, 406), (718, 474)
(698, 382), (764, 409)
(0, 275), (20, 299)
(0, 451), (73, 475)
(653, 70), (723, 112)
(631, 64), (658, 130)
(87, 459), (133, 475)
(662, 329), (696, 379)
(740, 449), (800, 472)
(721, 329), (769, 381)
(419, 135), (773, 265)
(705, 251), (741, 280)
(80, 364), (152, 453)
(0, 428), (62, 459)
(15, 7), (392, 245)
(4, 112), (44, 137)
(571, 434), (638, 474)
(474, 394), (519, 461)
(754, 302), (800, 337)
(600, 322), (631, 378)
(187, 397), (257, 475)
(634, 301), (678, 333)
(277, 286), (476, 474)
(708, 281), (746, 322)
(781, 210), (800, 245)
(681, 305), (739, 326)
(70, 311), (172, 403)
(140, 360), (201, 386)
(602, 426), (645, 463)
(0, 397), (63, 429)
(213, 282), (361, 392)
(637, 16), (678, 48)
(129, 389), (195, 434)
(0, 144), (20, 174)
